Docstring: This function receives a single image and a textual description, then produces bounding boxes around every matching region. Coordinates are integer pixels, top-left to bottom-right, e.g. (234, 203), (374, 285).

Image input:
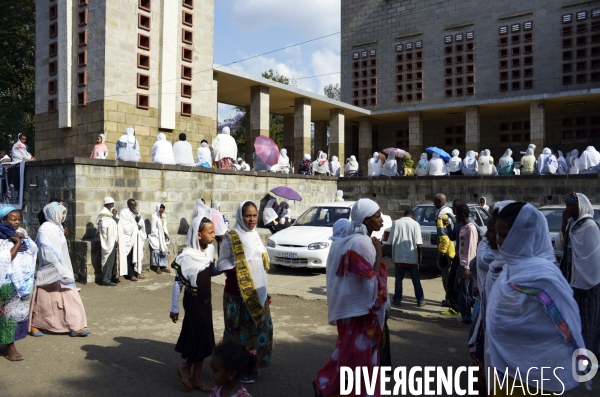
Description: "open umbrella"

(426, 146), (451, 162)
(383, 147), (408, 158)
(270, 186), (302, 201)
(254, 136), (280, 167)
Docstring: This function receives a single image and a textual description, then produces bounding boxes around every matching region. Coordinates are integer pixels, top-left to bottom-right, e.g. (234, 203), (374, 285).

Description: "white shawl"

(427, 153), (448, 176)
(381, 153), (398, 176)
(536, 147), (558, 175)
(216, 201), (268, 306)
(462, 151), (478, 176)
(487, 204), (583, 392)
(367, 152), (383, 176)
(11, 136), (33, 162)
(345, 156), (358, 172)
(211, 127), (238, 161)
(447, 149), (462, 172)
(152, 133), (175, 165)
(172, 140), (195, 166)
(210, 201), (229, 237)
(97, 206), (118, 268)
(175, 216), (215, 287)
(578, 146), (600, 171)
(415, 153), (429, 176)
(567, 150), (580, 174)
(477, 150), (494, 175)
(116, 128), (141, 162)
(35, 203), (75, 286)
(148, 204), (169, 253)
(118, 208), (147, 276)
(313, 152), (330, 174)
(276, 148), (290, 173)
(330, 156), (341, 176)
(499, 149), (514, 169)
(196, 143), (213, 167)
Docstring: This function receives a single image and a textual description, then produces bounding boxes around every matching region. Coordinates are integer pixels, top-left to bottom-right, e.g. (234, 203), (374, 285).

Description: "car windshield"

(540, 208), (600, 233)
(413, 206), (438, 227)
(295, 206), (351, 227)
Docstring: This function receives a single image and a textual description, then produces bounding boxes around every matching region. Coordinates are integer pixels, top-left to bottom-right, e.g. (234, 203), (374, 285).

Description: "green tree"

(0, 0), (35, 153)
(323, 83), (341, 101)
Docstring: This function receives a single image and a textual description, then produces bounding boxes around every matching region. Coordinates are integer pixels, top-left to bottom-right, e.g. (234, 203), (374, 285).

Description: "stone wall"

(338, 174), (600, 220)
(20, 158), (338, 283)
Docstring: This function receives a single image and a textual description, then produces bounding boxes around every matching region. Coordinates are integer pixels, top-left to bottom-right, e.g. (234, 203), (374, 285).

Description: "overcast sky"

(214, 0), (341, 122)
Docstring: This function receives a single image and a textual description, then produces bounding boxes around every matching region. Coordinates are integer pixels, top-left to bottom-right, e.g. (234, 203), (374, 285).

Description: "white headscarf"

(381, 153), (398, 176)
(462, 150), (478, 175)
(345, 155), (358, 170)
(556, 150), (568, 174)
(313, 152), (330, 174)
(304, 153), (311, 161)
(263, 208), (278, 224)
(487, 203), (583, 392)
(35, 202), (75, 286)
(192, 199), (212, 220)
(221, 126), (230, 135)
(477, 149), (494, 175)
(536, 147), (558, 175)
(175, 215), (215, 287)
(278, 148), (290, 169)
(330, 218), (350, 241)
(346, 198), (380, 236)
(333, 190), (344, 202)
(427, 152), (448, 176)
(520, 143), (536, 155)
(196, 141), (212, 167)
(415, 153), (428, 176)
(578, 146), (600, 171)
(447, 149), (462, 172)
(212, 127), (238, 161)
(116, 128), (140, 161)
(119, 127), (136, 144)
(330, 156), (340, 176)
(567, 149), (580, 174)
(499, 149), (513, 168)
(152, 133), (176, 164)
(367, 152), (383, 176)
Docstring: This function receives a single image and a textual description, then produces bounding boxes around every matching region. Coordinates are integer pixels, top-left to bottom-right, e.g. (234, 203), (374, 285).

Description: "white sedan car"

(266, 201), (392, 269)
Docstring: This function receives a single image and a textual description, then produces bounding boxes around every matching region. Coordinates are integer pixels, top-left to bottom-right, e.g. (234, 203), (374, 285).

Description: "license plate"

(282, 252), (297, 259)
(422, 234), (429, 242)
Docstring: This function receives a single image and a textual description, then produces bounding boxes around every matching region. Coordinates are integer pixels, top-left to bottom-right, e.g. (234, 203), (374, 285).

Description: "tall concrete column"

(530, 100), (545, 149)
(282, 113), (295, 168)
(330, 109), (345, 174)
(358, 117), (373, 172)
(313, 121), (328, 158)
(465, 106), (480, 153)
(409, 111), (423, 157)
(294, 98), (311, 167)
(245, 86), (269, 168)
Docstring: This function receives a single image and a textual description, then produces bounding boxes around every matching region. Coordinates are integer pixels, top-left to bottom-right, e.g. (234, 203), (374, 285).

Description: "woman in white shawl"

(536, 147), (558, 175)
(30, 203), (89, 337)
(567, 149), (580, 174)
(215, 201), (272, 376)
(170, 214), (216, 392)
(314, 199), (389, 397)
(149, 203), (170, 274)
(447, 149), (462, 175)
(277, 201), (291, 224)
(486, 202), (585, 394)
(330, 155), (341, 176)
(274, 148), (290, 173)
(519, 148), (536, 175)
(332, 190), (344, 202)
(427, 152), (449, 176)
(344, 155), (359, 175)
(578, 146), (600, 172)
(477, 149), (496, 176)
(415, 153), (429, 176)
(462, 150), (478, 176)
(556, 193), (600, 358)
(172, 133), (196, 167)
(196, 140), (212, 168)
(498, 149), (514, 175)
(367, 152), (383, 176)
(211, 126), (238, 169)
(313, 152), (330, 175)
(116, 127), (140, 162)
(11, 134), (35, 162)
(0, 207), (38, 361)
(381, 152), (398, 176)
(152, 133), (176, 165)
(556, 150), (568, 174)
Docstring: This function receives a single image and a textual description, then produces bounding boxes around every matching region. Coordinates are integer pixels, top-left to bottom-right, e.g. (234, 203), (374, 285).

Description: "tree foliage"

(0, 0), (35, 153)
(323, 83), (341, 101)
(220, 69), (294, 159)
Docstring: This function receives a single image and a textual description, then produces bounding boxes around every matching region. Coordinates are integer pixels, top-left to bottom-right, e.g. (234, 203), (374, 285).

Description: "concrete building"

(341, 0), (600, 163)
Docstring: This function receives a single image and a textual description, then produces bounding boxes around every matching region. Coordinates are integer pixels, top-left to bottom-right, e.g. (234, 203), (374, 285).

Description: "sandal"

(194, 381), (212, 392)
(5, 354), (24, 362)
(176, 368), (194, 390)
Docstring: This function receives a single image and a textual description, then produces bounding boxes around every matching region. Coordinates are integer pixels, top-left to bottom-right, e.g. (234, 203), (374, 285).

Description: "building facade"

(341, 0), (600, 163)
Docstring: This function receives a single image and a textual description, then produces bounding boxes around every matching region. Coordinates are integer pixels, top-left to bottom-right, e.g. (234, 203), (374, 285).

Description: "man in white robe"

(172, 133), (195, 166)
(118, 198), (147, 281)
(211, 126), (238, 169)
(97, 197), (119, 286)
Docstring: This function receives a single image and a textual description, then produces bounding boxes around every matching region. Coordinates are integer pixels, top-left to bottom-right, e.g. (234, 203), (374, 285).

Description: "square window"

(361, 79), (368, 86)
(138, 33), (150, 50)
(77, 71), (87, 86)
(576, 117), (587, 126)
(49, 42), (57, 57)
(77, 50), (88, 66)
(524, 68), (534, 77)
(406, 63), (413, 70)
(370, 78), (377, 85)
(445, 89), (453, 97)
(524, 80), (534, 89)
(512, 58), (521, 67)
(524, 133), (530, 141)
(592, 59), (600, 68)
(396, 84), (403, 92)
(445, 67), (452, 76)
(406, 83), (413, 90)
(415, 61), (423, 69)
(404, 93), (412, 101)
(466, 86), (475, 95)
(445, 138), (454, 145)
(500, 60), (509, 69)
(138, 14), (151, 31)
(563, 14), (573, 23)
(370, 87), (377, 95)
(182, 29), (193, 44)
(138, 0), (151, 12)
(512, 81), (520, 90)
(361, 70), (368, 77)
(456, 88), (464, 96)
(445, 57), (453, 65)
(456, 66), (464, 74)
(361, 51), (367, 58)
(396, 54), (403, 62)
(406, 53), (413, 60)
(512, 133), (522, 142)
(181, 83), (193, 98)
(466, 31), (475, 40)
(512, 35), (520, 44)
(361, 89), (368, 96)
(48, 79), (57, 95)
(512, 47), (520, 56)
(593, 22), (600, 31)
(415, 41), (423, 49)
(500, 134), (509, 143)
(455, 137), (464, 145)
(456, 77), (464, 85)
(137, 53), (149, 69)
(524, 32), (533, 42)
(512, 70), (521, 79)
(456, 44), (464, 52)
(49, 23), (57, 38)
(563, 130), (573, 139)
(524, 121), (531, 129)
(455, 33), (463, 41)
(78, 9), (88, 26)
(181, 102), (192, 115)
(577, 49), (587, 58)
(577, 24), (587, 34)
(466, 64), (475, 73)
(370, 59), (377, 66)
(183, 11), (193, 26)
(577, 11), (587, 21)
(563, 118), (574, 127)
(353, 99), (359, 106)
(395, 95), (403, 103)
(183, 0), (194, 9)
(77, 30), (87, 46)
(512, 121), (522, 130)
(592, 47), (600, 56)
(369, 97), (377, 105)
(48, 61), (57, 75)
(576, 130), (587, 138)
(137, 73), (150, 89)
(500, 37), (508, 46)
(445, 35), (453, 43)
(369, 68), (377, 76)
(577, 74), (587, 83)
(466, 53), (474, 62)
(511, 24), (520, 32)
(445, 78), (453, 86)
(500, 48), (508, 57)
(49, 4), (57, 20)
(500, 71), (509, 80)
(467, 42), (475, 51)
(416, 51), (423, 59)
(352, 90), (359, 98)
(415, 72), (423, 80)
(76, 91), (87, 107)
(524, 45), (533, 54)
(456, 55), (464, 63)
(500, 122), (510, 131)
(406, 73), (413, 81)
(591, 116), (600, 125)
(396, 130), (404, 138)
(577, 36), (587, 46)
(370, 49), (377, 57)
(182, 48), (193, 62)
(591, 129), (600, 138)
(577, 61), (587, 71)
(445, 127), (454, 134)
(524, 56), (533, 65)
(416, 92), (424, 100)
(48, 99), (57, 113)
(182, 65), (192, 80)
(563, 26), (573, 36)
(353, 71), (359, 78)
(137, 94), (150, 109)
(353, 61), (359, 69)
(563, 75), (573, 84)
(499, 26), (508, 35)
(563, 51), (573, 60)
(352, 81), (359, 88)
(593, 35), (600, 44)
(466, 75), (475, 84)
(524, 21), (533, 30)
(362, 60), (368, 68)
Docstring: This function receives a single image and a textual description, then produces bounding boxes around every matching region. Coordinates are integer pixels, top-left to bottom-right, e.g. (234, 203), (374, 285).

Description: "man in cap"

(97, 197), (119, 286)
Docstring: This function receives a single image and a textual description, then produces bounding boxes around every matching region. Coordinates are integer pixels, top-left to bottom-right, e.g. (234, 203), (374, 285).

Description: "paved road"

(0, 267), (592, 397)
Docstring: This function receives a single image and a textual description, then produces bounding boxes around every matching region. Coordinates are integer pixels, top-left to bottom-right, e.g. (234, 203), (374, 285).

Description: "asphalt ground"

(0, 263), (594, 397)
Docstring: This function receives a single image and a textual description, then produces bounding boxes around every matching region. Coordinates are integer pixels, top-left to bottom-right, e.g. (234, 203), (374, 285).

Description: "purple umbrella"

(270, 186), (302, 201)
